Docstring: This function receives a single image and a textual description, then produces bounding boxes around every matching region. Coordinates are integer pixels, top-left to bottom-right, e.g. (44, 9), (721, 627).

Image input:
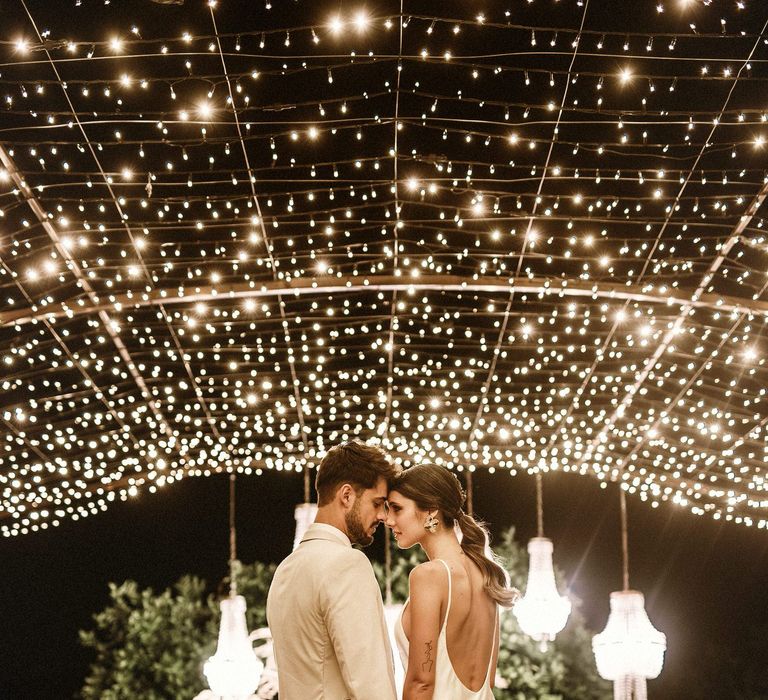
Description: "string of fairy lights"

(1, 0), (768, 537)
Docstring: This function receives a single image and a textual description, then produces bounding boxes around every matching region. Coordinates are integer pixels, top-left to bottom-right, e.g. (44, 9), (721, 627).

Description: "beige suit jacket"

(266, 523), (397, 700)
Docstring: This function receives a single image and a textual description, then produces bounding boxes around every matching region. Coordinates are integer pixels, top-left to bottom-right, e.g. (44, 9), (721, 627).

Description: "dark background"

(2, 469), (766, 699)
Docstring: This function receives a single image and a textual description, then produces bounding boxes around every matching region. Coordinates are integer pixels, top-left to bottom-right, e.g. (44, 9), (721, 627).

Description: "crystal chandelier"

(593, 489), (666, 700)
(204, 474), (264, 699)
(514, 473), (571, 650)
(593, 590), (666, 699)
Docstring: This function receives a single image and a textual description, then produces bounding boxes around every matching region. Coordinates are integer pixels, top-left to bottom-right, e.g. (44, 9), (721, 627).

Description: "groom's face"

(344, 477), (388, 547)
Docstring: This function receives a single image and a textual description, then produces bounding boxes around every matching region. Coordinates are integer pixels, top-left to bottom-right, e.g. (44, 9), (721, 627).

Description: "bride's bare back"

(402, 555), (499, 692)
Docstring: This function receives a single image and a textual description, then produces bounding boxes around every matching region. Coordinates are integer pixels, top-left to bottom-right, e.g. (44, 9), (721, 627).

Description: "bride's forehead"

(386, 490), (410, 506)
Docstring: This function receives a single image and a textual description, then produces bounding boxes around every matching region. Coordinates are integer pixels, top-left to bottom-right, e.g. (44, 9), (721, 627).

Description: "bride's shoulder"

(408, 562), (449, 609)
(408, 560), (447, 587)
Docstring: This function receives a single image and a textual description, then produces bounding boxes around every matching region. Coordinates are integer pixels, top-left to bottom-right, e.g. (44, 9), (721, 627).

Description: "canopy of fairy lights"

(2, 0), (768, 537)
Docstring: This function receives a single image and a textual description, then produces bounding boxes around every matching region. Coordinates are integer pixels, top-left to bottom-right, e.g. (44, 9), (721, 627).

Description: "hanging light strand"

(4, 1), (768, 539)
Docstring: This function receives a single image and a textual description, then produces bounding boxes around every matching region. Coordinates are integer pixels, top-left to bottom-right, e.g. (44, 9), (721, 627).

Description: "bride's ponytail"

(391, 463), (519, 608)
(456, 510), (518, 607)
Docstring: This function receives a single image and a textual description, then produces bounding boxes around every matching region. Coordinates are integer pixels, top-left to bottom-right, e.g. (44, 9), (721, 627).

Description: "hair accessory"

(424, 512), (439, 534)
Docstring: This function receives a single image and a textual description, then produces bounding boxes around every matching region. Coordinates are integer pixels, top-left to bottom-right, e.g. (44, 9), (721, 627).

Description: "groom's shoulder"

(317, 542), (373, 578)
(292, 537), (370, 568)
(321, 540), (370, 567)
(280, 542), (373, 591)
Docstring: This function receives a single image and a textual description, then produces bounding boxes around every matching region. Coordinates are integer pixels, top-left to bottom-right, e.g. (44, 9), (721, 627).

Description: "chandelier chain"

(620, 488), (629, 592)
(229, 473), (237, 596)
(536, 473), (544, 539)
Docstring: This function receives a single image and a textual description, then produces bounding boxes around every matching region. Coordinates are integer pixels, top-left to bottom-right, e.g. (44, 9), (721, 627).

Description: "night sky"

(3, 469), (768, 698)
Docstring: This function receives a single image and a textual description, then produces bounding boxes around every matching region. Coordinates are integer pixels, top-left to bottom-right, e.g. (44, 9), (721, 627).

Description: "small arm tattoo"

(421, 640), (434, 673)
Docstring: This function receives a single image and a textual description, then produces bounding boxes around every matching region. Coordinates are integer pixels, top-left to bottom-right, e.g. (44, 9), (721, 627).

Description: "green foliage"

(373, 528), (611, 700)
(79, 576), (215, 700)
(79, 563), (275, 700)
(81, 532), (607, 699)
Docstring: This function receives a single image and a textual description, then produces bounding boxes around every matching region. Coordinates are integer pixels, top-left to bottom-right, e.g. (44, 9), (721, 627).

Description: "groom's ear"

(337, 482), (355, 508)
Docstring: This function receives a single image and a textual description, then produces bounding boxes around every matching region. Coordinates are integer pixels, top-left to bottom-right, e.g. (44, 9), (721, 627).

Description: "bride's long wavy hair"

(391, 463), (518, 607)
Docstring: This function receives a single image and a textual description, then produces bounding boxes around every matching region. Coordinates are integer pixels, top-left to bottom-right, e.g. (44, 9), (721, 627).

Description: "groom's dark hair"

(315, 440), (400, 506)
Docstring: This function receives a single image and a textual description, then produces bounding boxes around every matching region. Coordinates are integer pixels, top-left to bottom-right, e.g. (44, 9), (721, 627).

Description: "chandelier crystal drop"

(592, 590), (666, 700)
(204, 594), (264, 699)
(514, 537), (572, 650)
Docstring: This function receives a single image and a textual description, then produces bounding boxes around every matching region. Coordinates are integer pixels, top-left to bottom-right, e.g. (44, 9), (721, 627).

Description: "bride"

(385, 463), (518, 700)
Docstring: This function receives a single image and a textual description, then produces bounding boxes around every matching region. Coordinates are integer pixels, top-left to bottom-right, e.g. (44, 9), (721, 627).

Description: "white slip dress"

(394, 559), (498, 699)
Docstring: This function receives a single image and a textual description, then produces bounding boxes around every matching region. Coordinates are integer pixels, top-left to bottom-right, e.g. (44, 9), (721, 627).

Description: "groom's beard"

(345, 500), (375, 547)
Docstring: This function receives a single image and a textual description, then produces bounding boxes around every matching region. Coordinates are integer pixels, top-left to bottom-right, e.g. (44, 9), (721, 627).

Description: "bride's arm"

(402, 562), (444, 700)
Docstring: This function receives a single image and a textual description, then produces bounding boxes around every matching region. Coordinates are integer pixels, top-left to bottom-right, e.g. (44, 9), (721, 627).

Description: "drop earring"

(424, 513), (439, 534)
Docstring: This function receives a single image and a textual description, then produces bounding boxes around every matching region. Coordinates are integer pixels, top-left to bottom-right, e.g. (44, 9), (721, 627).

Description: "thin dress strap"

(435, 558), (452, 623)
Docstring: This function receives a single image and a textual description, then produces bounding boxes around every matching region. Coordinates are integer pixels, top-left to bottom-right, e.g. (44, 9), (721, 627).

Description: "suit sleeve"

(321, 550), (398, 700)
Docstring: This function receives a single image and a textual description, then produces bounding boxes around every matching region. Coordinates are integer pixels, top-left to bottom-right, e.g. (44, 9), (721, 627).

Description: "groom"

(266, 440), (400, 700)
